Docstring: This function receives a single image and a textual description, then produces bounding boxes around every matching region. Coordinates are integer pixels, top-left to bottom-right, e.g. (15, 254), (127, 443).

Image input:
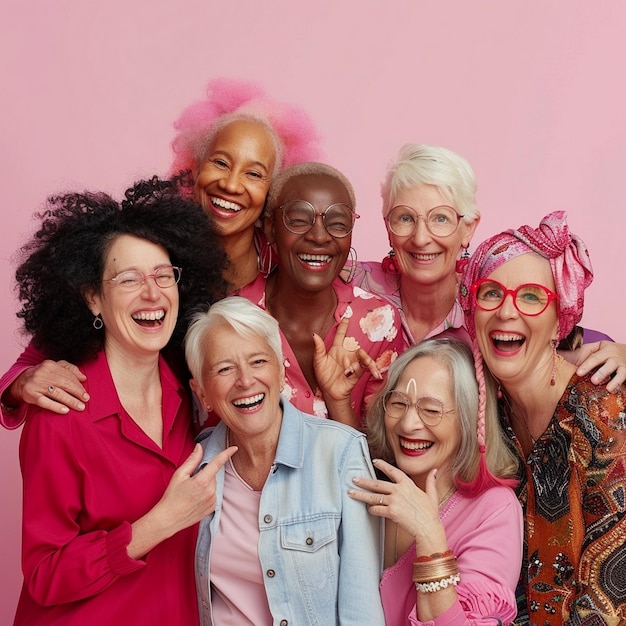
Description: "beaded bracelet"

(415, 573), (461, 593)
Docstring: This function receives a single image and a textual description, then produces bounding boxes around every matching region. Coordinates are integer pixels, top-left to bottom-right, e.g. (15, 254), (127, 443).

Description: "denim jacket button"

(305, 536), (313, 545)
(263, 514), (273, 524)
(266, 569), (276, 578)
(279, 620), (288, 626)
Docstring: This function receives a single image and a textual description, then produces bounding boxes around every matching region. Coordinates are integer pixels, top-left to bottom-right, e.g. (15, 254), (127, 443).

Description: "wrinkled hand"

(154, 444), (237, 536)
(8, 361), (89, 414)
(313, 316), (381, 403)
(569, 341), (626, 392)
(349, 459), (441, 539)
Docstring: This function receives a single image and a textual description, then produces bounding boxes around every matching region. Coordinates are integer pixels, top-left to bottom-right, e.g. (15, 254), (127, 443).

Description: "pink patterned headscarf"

(169, 78), (322, 177)
(460, 210), (594, 340)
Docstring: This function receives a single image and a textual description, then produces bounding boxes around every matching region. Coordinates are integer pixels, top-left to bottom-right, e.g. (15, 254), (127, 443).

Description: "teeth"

(400, 439), (433, 451)
(411, 253), (438, 261)
(211, 197), (242, 212)
(133, 310), (165, 321)
(491, 333), (524, 342)
(299, 254), (331, 264)
(233, 393), (265, 407)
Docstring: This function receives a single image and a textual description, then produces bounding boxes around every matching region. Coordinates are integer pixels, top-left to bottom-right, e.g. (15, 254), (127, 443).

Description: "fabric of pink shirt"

(210, 459), (272, 625)
(237, 274), (404, 424)
(13, 350), (200, 626)
(351, 260), (469, 349)
(0, 342), (45, 429)
(380, 486), (523, 626)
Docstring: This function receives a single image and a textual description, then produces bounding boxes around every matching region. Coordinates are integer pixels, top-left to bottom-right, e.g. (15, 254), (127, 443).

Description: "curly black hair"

(15, 174), (229, 364)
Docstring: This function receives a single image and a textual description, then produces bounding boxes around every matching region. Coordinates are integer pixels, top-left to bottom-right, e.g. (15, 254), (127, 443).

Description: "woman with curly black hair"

(11, 176), (233, 626)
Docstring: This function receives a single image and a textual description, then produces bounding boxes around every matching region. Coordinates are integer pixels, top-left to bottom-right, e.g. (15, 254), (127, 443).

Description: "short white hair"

(184, 296), (283, 386)
(380, 144), (479, 223)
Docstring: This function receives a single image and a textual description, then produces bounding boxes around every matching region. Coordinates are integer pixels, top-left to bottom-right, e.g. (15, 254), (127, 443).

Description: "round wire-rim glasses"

(471, 278), (558, 316)
(277, 200), (359, 238)
(383, 391), (455, 426)
(386, 205), (464, 238)
(104, 266), (182, 292)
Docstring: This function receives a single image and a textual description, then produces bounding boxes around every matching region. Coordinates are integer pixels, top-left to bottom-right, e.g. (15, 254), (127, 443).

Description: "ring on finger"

(48, 385), (55, 394)
(378, 495), (384, 505)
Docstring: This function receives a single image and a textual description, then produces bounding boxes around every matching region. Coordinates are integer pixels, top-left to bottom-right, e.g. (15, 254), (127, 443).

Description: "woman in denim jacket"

(184, 296), (385, 626)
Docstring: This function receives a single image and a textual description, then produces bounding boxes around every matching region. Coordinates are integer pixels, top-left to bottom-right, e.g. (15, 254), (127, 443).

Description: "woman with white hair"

(184, 296), (385, 625)
(351, 143), (626, 384)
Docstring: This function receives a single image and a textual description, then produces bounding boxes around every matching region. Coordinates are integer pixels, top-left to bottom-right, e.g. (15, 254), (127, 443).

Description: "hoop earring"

(93, 314), (103, 330)
(340, 247), (358, 284)
(256, 233), (277, 277)
(381, 249), (400, 275)
(455, 245), (471, 274)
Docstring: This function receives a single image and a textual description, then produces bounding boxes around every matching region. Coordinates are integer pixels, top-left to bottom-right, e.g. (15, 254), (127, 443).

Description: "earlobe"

(83, 289), (100, 317)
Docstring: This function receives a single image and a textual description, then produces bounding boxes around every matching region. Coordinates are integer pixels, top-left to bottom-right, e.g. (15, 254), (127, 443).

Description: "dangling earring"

(340, 247), (358, 283)
(381, 249), (400, 275)
(92, 314), (103, 330)
(455, 244), (471, 274)
(550, 338), (558, 386)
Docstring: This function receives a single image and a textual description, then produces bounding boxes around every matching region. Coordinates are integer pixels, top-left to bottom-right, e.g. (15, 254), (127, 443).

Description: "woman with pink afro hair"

(169, 78), (322, 290)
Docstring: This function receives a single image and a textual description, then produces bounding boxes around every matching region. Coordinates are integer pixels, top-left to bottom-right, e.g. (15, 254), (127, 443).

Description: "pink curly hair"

(169, 78), (322, 178)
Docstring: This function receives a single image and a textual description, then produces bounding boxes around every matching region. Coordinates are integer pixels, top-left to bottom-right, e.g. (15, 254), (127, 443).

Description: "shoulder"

(561, 374), (626, 450)
(468, 485), (521, 509)
(287, 400), (366, 445)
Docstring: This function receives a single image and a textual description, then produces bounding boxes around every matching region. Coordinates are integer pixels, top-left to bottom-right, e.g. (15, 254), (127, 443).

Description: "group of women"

(2, 78), (625, 625)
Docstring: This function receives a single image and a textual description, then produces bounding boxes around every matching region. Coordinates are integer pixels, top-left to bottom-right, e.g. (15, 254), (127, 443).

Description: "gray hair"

(366, 338), (517, 484)
(184, 296), (284, 388)
(380, 144), (478, 223)
(265, 161), (356, 216)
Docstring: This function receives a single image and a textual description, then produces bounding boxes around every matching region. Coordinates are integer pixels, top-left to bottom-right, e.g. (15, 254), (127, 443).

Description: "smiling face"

(193, 119), (277, 239)
(87, 235), (179, 360)
(388, 183), (478, 288)
(191, 322), (284, 441)
(473, 253), (559, 388)
(266, 173), (353, 293)
(384, 355), (460, 487)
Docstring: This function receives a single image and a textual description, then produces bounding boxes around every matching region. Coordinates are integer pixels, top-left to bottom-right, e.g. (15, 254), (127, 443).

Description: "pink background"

(1, 1), (624, 619)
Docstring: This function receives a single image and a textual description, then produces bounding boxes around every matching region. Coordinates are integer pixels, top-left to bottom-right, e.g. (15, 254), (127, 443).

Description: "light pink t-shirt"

(210, 460), (272, 626)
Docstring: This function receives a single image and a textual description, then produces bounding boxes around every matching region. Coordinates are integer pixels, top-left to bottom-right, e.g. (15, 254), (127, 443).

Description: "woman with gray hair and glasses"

(349, 338), (522, 625)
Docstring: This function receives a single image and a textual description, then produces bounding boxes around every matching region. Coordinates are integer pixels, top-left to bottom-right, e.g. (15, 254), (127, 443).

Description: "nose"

(402, 403), (427, 429)
(305, 213), (332, 243)
(496, 292), (519, 319)
(235, 363), (254, 388)
(410, 215), (432, 246)
(140, 277), (161, 299)
(218, 170), (244, 194)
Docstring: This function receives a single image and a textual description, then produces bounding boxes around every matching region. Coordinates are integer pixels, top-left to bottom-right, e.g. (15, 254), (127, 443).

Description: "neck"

(219, 230), (258, 290)
(399, 272), (458, 342)
(228, 422), (282, 491)
(266, 273), (337, 319)
(502, 354), (576, 448)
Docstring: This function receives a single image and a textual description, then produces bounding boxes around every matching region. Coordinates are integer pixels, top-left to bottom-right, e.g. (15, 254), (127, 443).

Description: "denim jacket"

(194, 398), (385, 625)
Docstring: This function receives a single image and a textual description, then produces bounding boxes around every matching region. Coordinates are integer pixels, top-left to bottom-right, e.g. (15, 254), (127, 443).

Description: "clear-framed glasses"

(104, 266), (182, 292)
(471, 279), (558, 316)
(383, 391), (455, 426)
(386, 205), (464, 238)
(277, 200), (360, 238)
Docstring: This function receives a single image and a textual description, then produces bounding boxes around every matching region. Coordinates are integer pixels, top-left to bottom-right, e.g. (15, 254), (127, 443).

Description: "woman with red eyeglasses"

(460, 210), (626, 625)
